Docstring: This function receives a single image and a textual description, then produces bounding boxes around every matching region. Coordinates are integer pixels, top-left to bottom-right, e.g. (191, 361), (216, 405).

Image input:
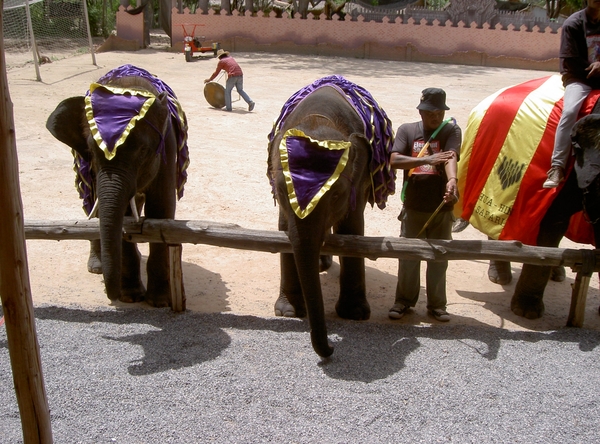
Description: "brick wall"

(117, 7), (561, 71)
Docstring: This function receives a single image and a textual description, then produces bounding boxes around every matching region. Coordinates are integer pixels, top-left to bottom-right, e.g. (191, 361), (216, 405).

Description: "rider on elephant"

(544, 0), (600, 188)
(388, 88), (461, 322)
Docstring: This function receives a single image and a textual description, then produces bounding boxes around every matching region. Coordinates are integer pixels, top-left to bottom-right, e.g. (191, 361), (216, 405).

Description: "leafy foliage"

(425, 0), (448, 8)
(536, 1), (585, 19)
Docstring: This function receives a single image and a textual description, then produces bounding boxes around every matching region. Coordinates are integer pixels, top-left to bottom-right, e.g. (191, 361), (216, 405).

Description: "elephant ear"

(572, 114), (600, 190)
(150, 92), (172, 135)
(46, 96), (93, 162)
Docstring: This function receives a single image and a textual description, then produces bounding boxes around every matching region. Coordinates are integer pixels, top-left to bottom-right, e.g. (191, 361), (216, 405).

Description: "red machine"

(181, 24), (220, 62)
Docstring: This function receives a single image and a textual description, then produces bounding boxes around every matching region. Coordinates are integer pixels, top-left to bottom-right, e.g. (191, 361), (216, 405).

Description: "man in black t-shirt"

(544, 0), (600, 188)
(388, 88), (461, 322)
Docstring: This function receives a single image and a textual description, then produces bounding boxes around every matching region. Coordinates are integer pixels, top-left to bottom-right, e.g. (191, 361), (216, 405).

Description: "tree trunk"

(0, 12), (53, 442)
(221, 0), (231, 14)
(546, 0), (564, 20)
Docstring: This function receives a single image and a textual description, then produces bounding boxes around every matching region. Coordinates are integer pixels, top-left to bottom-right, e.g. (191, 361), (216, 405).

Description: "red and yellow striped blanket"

(455, 75), (600, 246)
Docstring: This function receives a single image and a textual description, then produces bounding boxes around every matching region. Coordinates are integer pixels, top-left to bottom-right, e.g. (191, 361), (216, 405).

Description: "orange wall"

(118, 7), (560, 71)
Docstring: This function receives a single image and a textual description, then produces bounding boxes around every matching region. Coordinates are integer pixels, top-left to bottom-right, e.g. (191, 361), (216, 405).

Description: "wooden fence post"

(567, 254), (596, 328)
(567, 272), (591, 328)
(169, 244), (185, 312)
(0, 13), (53, 443)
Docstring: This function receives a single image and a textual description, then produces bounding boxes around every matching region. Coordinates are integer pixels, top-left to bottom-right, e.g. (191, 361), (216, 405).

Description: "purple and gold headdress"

(74, 64), (190, 215)
(279, 128), (352, 219)
(85, 83), (158, 161)
(268, 75), (395, 219)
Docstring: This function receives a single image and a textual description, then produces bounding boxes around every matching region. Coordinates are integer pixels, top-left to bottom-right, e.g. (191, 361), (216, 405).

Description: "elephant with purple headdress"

(267, 75), (395, 357)
(47, 65), (189, 307)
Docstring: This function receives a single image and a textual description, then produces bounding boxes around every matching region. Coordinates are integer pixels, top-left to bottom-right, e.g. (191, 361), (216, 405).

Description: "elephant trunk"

(96, 168), (136, 301)
(289, 217), (334, 358)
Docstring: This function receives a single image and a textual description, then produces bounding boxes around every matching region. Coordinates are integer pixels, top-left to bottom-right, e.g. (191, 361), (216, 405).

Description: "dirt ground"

(6, 41), (600, 333)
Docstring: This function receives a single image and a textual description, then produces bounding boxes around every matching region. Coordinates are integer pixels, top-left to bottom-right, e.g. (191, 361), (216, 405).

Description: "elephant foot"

(145, 280), (172, 308)
(335, 298), (370, 321)
(87, 240), (102, 274)
(319, 255), (333, 272)
(274, 294), (306, 318)
(550, 266), (566, 282)
(119, 283), (146, 304)
(488, 261), (512, 285)
(510, 293), (545, 319)
(145, 293), (171, 308)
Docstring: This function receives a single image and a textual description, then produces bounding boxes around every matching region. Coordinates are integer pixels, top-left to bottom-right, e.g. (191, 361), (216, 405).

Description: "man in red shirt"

(204, 49), (256, 112)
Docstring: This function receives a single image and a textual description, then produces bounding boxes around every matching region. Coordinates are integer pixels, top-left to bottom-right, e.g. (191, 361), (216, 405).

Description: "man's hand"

(444, 177), (458, 203)
(427, 150), (456, 166)
(586, 61), (600, 78)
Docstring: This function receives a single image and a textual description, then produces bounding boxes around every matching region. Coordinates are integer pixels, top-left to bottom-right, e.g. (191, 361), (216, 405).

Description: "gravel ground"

(1, 304), (600, 443)
(3, 44), (600, 443)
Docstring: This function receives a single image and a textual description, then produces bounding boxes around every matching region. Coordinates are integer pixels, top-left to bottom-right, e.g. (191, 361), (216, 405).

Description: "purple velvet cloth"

(89, 87), (149, 154)
(286, 136), (346, 210)
(75, 64), (189, 215)
(268, 75), (395, 210)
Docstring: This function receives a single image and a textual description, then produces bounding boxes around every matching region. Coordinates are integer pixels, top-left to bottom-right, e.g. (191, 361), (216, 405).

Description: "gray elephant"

(454, 75), (600, 319)
(267, 75), (395, 357)
(46, 65), (190, 307)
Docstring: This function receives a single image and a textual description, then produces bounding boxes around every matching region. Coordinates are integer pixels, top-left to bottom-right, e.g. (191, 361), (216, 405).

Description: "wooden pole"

(169, 244), (185, 312)
(567, 272), (590, 328)
(567, 261), (595, 328)
(23, 0), (41, 81)
(23, 218), (600, 271)
(22, 218), (599, 325)
(0, 8), (53, 443)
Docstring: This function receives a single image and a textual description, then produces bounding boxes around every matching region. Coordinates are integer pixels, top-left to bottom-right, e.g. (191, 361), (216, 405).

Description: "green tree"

(541, 0), (585, 19)
(424, 0), (448, 8)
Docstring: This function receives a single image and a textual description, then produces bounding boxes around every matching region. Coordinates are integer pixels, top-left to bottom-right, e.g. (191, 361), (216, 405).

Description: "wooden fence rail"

(24, 218), (600, 327)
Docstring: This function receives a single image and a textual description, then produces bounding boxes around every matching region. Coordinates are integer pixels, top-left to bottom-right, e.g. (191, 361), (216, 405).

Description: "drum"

(204, 81), (225, 109)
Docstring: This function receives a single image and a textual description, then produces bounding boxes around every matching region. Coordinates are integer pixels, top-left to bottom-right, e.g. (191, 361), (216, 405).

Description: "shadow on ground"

(15, 304), (599, 384)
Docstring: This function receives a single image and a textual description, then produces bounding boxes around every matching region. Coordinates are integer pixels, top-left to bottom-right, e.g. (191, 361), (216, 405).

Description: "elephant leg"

(274, 210), (305, 317)
(119, 240), (145, 303)
(488, 260), (512, 285)
(512, 173), (581, 318)
(512, 264), (551, 319)
(319, 228), (333, 272)
(319, 255), (333, 272)
(145, 242), (171, 308)
(336, 255), (370, 320)
(334, 207), (369, 320)
(87, 239), (102, 274)
(550, 266), (566, 282)
(274, 252), (306, 317)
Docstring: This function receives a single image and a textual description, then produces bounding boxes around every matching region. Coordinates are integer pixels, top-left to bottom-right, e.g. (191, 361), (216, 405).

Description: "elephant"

(510, 142), (600, 319)
(454, 75), (600, 319)
(267, 75), (395, 357)
(46, 64), (190, 307)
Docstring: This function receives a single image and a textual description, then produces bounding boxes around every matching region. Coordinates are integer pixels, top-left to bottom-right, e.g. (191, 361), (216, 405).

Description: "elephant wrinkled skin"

(46, 66), (189, 307)
(267, 78), (394, 357)
(455, 77), (600, 321)
(510, 105), (600, 319)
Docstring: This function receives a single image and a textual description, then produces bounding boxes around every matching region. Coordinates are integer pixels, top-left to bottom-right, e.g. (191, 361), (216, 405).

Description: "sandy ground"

(5, 41), (600, 333)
